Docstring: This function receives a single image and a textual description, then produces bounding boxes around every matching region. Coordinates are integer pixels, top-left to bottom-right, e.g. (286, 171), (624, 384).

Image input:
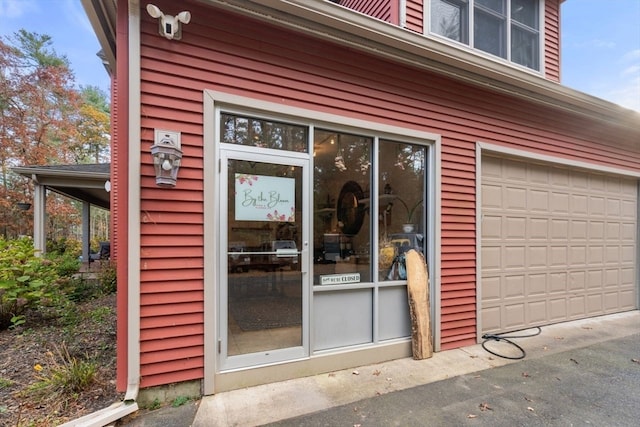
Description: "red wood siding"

(405, 0), (424, 33)
(340, 0), (399, 25)
(129, 0), (640, 387)
(545, 0), (561, 82)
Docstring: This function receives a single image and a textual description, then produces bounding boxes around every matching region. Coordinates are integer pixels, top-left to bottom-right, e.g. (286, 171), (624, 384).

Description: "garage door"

(481, 155), (638, 333)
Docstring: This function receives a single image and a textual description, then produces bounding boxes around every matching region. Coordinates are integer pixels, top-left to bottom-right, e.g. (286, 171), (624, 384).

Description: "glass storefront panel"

(312, 130), (372, 285)
(378, 141), (426, 281)
(221, 113), (308, 152)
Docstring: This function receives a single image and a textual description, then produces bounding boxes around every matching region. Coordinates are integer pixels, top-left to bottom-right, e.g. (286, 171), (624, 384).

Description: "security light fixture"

(146, 4), (191, 40)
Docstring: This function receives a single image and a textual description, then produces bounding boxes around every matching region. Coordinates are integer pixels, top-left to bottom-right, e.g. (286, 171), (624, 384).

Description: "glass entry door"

(219, 150), (308, 370)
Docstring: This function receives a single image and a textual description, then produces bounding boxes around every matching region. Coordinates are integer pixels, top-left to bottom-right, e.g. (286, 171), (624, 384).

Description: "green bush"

(46, 237), (82, 257)
(0, 237), (62, 329)
(97, 261), (117, 295)
(49, 252), (82, 277)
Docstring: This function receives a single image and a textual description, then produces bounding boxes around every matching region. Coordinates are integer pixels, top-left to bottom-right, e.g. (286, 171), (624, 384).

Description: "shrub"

(50, 252), (81, 277)
(46, 237), (81, 257)
(0, 237), (61, 329)
(97, 261), (117, 295)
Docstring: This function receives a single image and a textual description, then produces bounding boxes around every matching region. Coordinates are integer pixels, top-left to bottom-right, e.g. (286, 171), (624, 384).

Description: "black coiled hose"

(481, 326), (542, 360)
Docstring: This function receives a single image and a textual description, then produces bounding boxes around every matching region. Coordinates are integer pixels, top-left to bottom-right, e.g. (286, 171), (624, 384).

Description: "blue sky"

(1, 0), (639, 111)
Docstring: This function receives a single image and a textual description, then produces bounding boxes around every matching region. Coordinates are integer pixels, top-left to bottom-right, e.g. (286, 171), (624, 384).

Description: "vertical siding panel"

(545, 0), (561, 82)
(405, 0), (424, 33)
(340, 0), (395, 23)
(130, 0), (640, 388)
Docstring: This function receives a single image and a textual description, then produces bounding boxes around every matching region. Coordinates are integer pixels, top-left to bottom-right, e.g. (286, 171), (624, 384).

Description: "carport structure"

(12, 163), (110, 261)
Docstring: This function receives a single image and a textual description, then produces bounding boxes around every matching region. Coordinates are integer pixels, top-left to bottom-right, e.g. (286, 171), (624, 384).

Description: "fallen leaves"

(479, 402), (493, 411)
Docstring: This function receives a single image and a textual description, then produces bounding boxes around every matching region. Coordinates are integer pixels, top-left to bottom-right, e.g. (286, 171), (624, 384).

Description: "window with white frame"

(430, 0), (540, 70)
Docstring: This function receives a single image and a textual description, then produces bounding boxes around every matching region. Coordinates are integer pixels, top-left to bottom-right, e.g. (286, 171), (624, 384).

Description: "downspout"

(59, 1), (141, 425)
(124, 0), (142, 406)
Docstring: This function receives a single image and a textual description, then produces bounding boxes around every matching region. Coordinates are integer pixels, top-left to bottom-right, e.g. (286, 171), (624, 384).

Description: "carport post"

(82, 201), (91, 264)
(33, 181), (46, 255)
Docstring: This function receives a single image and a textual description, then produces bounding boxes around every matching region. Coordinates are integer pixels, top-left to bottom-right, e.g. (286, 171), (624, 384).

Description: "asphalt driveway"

(266, 333), (640, 426)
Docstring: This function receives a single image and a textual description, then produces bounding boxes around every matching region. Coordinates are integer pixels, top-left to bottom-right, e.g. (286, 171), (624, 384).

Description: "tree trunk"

(406, 249), (433, 359)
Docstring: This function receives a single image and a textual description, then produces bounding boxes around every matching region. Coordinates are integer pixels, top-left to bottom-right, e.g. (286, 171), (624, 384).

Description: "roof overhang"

(81, 0), (117, 74)
(83, 0), (639, 132)
(12, 164), (111, 210)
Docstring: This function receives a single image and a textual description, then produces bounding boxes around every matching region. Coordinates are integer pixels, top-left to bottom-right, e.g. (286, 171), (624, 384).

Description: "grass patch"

(172, 396), (190, 407)
(0, 377), (14, 389)
(26, 343), (97, 401)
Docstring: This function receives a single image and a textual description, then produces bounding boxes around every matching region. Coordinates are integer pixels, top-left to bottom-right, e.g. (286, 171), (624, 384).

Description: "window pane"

(511, 0), (538, 29)
(313, 130), (372, 284)
(511, 25), (539, 69)
(221, 113), (308, 152)
(476, 0), (505, 14)
(378, 141), (426, 282)
(431, 0), (469, 43)
(474, 10), (506, 58)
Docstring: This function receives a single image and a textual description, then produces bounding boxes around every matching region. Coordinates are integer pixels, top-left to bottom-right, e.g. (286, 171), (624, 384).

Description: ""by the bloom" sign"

(235, 173), (295, 222)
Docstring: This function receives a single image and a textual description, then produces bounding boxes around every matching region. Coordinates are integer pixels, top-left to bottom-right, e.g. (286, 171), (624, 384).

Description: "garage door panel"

(481, 307), (501, 330)
(569, 245), (587, 266)
(622, 200), (636, 217)
(529, 218), (548, 239)
(528, 274), (547, 296)
(589, 196), (606, 216)
(481, 155), (638, 334)
(504, 304), (525, 328)
(622, 223), (636, 239)
(504, 275), (525, 299)
(549, 298), (568, 320)
(482, 215), (502, 239)
(505, 216), (526, 239)
(528, 300), (547, 323)
(569, 271), (585, 291)
(569, 296), (585, 316)
(620, 290), (636, 309)
(571, 220), (588, 239)
(570, 194), (588, 214)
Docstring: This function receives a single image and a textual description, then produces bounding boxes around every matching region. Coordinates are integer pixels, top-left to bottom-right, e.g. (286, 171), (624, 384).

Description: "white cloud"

(621, 65), (640, 76)
(0, 0), (37, 18)
(621, 49), (640, 62)
(606, 76), (640, 112)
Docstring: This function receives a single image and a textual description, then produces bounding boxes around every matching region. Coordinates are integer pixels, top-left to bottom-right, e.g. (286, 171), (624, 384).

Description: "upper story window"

(430, 0), (540, 71)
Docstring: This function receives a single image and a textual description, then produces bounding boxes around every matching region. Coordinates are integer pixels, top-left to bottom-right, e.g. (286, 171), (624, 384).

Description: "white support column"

(82, 202), (91, 263)
(33, 182), (46, 256)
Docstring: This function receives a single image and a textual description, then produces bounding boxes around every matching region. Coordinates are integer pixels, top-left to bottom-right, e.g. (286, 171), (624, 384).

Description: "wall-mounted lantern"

(150, 130), (182, 188)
